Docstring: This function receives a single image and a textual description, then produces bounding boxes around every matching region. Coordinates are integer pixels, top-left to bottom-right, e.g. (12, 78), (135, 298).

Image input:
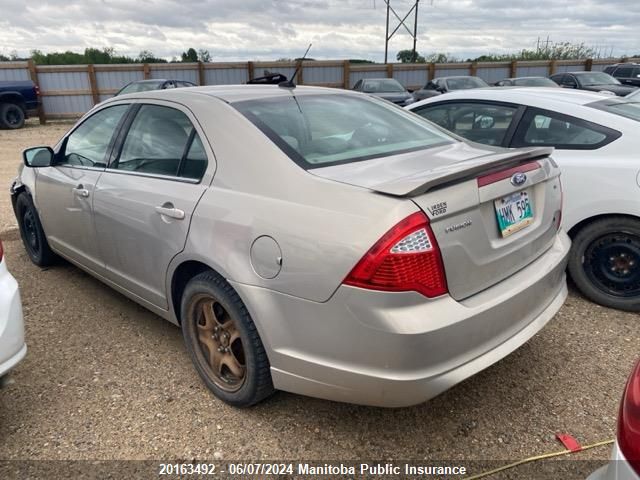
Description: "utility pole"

(383, 1), (421, 64)
(412, 1), (420, 63)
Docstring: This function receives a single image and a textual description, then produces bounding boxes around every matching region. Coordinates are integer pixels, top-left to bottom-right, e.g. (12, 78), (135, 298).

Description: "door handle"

(155, 204), (185, 220)
(73, 185), (90, 198)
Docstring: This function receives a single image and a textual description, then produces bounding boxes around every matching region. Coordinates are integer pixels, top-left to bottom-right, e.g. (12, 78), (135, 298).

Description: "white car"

(407, 88), (640, 312)
(587, 360), (640, 480)
(0, 238), (26, 381)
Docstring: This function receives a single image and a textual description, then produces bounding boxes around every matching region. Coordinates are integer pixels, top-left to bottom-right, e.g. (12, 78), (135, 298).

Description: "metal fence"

(0, 57), (633, 122)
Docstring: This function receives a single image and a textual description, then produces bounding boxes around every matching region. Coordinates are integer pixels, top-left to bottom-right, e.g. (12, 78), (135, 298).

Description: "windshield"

(514, 77), (558, 87)
(362, 79), (406, 93)
(590, 99), (640, 122)
(627, 89), (640, 100)
(577, 72), (621, 86)
(118, 81), (164, 95)
(445, 77), (489, 90)
(234, 94), (454, 168)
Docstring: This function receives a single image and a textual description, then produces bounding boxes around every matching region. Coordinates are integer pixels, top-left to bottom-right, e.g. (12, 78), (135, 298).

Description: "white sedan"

(407, 87), (640, 312)
(0, 238), (26, 381)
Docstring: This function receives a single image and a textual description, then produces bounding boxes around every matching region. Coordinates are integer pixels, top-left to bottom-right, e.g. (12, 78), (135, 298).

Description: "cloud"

(1, 0), (639, 61)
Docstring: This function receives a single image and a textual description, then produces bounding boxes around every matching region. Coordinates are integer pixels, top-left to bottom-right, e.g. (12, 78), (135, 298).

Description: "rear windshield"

(590, 99), (640, 122)
(362, 79), (406, 93)
(513, 77), (558, 87)
(577, 72), (620, 86)
(119, 81), (164, 95)
(446, 77), (488, 90)
(233, 94), (454, 168)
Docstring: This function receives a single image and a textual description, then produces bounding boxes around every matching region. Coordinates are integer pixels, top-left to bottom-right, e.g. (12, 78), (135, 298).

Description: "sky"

(0, 0), (638, 62)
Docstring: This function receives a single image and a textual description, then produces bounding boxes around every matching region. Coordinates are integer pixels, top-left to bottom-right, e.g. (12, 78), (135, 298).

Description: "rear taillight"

(555, 177), (563, 231)
(343, 212), (448, 298)
(35, 85), (40, 97)
(618, 359), (640, 473)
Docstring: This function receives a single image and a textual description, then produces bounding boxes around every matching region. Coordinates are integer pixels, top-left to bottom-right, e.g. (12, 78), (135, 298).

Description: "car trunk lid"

(310, 142), (562, 300)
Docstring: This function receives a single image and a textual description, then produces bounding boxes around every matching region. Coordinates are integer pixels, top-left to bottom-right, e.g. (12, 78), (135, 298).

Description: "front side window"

(413, 102), (518, 146)
(233, 94), (454, 168)
(61, 104), (129, 167)
(512, 108), (619, 149)
(114, 104), (207, 179)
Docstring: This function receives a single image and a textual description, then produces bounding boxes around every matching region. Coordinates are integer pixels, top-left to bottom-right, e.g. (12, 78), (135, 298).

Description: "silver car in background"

(11, 85), (569, 407)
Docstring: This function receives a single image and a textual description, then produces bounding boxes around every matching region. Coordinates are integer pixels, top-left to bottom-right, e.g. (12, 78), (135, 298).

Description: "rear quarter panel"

(167, 95), (419, 304)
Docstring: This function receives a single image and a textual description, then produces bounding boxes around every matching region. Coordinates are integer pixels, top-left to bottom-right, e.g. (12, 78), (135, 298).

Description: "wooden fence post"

(297, 60), (304, 85)
(585, 58), (593, 71)
(198, 61), (205, 86)
(343, 60), (350, 89)
(387, 63), (394, 78)
(87, 64), (99, 106)
(247, 61), (255, 81)
(428, 62), (435, 81)
(470, 61), (478, 76)
(143, 63), (150, 79)
(27, 59), (46, 124)
(548, 60), (557, 76)
(510, 60), (518, 78)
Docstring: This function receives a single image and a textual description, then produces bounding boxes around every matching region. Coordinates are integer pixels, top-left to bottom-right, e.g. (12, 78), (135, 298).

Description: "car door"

(92, 102), (211, 309)
(561, 74), (578, 89)
(411, 101), (524, 147)
(35, 103), (130, 272)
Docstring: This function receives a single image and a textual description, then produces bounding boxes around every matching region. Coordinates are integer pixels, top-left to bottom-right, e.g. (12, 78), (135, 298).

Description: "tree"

(396, 49), (425, 63)
(197, 49), (211, 63)
(181, 48), (198, 62)
(137, 50), (167, 63)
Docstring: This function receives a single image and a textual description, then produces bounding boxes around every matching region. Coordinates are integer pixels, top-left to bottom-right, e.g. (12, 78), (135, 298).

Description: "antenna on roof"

(279, 43), (312, 89)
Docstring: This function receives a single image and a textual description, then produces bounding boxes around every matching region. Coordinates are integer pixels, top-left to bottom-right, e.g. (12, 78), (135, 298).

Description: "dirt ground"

(0, 120), (638, 477)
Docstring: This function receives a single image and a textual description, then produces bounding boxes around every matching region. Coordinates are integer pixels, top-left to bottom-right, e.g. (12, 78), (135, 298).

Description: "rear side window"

(114, 104), (208, 179)
(412, 102), (519, 146)
(615, 66), (635, 78)
(233, 94), (453, 168)
(512, 108), (620, 150)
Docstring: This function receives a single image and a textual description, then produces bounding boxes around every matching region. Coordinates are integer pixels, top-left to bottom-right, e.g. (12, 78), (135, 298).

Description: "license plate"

(494, 190), (534, 237)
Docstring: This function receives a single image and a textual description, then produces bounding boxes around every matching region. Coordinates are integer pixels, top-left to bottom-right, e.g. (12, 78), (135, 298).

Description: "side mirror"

(23, 146), (54, 167)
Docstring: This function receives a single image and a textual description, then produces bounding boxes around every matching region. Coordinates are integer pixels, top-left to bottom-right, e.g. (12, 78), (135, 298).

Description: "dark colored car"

(0, 80), (39, 129)
(604, 63), (640, 87)
(116, 79), (197, 96)
(352, 78), (414, 106)
(494, 77), (559, 87)
(550, 71), (637, 96)
(413, 76), (489, 101)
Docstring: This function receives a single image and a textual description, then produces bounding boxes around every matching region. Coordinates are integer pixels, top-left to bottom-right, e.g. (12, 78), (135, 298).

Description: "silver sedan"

(11, 85), (569, 407)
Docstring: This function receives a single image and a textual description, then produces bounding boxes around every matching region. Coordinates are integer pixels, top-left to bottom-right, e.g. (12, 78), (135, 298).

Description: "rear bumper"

(234, 231), (570, 407)
(0, 259), (26, 378)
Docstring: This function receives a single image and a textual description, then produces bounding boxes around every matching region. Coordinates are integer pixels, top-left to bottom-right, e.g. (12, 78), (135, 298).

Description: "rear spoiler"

(371, 147), (555, 197)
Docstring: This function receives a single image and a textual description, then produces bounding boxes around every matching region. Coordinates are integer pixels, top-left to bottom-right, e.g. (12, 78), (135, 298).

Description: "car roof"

(111, 84), (354, 104)
(410, 86), (614, 107)
(437, 75), (482, 80)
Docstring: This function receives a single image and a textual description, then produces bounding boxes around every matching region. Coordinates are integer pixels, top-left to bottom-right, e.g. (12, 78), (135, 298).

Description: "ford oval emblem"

(511, 172), (527, 186)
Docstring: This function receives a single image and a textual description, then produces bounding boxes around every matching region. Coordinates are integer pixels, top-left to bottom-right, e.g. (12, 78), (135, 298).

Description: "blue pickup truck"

(0, 80), (39, 129)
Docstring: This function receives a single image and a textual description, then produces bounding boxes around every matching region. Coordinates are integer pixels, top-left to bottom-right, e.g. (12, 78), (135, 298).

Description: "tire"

(15, 193), (57, 267)
(568, 216), (640, 312)
(0, 103), (26, 129)
(180, 271), (274, 407)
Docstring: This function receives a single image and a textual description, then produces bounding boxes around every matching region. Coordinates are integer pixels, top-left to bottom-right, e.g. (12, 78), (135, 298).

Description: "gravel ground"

(0, 120), (638, 477)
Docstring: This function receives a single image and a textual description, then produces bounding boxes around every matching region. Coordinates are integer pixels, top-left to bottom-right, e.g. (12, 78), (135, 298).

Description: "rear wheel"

(180, 271), (274, 407)
(568, 217), (640, 312)
(0, 103), (25, 129)
(15, 193), (57, 267)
